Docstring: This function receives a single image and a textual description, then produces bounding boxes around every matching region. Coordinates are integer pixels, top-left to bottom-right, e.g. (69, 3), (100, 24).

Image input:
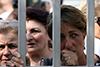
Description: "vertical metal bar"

(27, 66), (51, 67)
(61, 66), (87, 67)
(52, 0), (60, 67)
(26, 66), (87, 67)
(87, 0), (95, 67)
(18, 0), (26, 67)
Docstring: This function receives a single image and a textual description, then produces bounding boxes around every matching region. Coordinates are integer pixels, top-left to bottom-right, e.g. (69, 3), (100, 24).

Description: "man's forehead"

(0, 33), (18, 41)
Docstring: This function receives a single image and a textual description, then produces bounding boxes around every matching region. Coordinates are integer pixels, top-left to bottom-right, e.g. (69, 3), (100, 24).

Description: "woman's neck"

(78, 53), (86, 66)
(27, 48), (52, 66)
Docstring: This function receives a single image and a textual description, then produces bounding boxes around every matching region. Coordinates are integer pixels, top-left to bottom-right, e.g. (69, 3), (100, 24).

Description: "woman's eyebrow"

(31, 27), (40, 29)
(68, 30), (79, 34)
(30, 28), (39, 31)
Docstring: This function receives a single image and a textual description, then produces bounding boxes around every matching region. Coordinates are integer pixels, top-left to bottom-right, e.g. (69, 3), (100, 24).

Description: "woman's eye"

(70, 33), (79, 38)
(30, 29), (40, 33)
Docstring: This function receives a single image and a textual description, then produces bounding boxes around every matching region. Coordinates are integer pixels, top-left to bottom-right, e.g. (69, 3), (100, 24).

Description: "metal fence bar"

(27, 66), (51, 67)
(31, 65), (90, 67)
(61, 66), (88, 67)
(18, 0), (26, 67)
(87, 0), (95, 67)
(0, 0), (96, 67)
(52, 0), (60, 67)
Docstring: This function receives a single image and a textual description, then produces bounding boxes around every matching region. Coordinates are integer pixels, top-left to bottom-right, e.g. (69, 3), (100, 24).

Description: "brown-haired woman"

(47, 5), (86, 66)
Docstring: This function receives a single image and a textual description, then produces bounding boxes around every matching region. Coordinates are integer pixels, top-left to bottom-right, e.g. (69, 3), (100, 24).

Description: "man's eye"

(8, 43), (18, 49)
(0, 45), (5, 49)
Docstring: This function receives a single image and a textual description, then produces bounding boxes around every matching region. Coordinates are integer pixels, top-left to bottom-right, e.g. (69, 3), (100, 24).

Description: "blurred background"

(0, 0), (100, 20)
(0, 0), (100, 13)
(26, 0), (100, 12)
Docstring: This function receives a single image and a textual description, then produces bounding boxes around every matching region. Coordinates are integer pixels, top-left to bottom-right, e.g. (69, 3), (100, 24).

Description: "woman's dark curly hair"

(26, 8), (49, 27)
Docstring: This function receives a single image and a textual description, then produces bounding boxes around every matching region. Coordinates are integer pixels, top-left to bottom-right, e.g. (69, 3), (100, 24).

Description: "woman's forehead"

(61, 23), (75, 29)
(61, 23), (81, 33)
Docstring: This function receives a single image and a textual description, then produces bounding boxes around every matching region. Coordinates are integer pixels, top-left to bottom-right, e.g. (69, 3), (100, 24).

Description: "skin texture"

(26, 20), (50, 55)
(26, 20), (52, 66)
(0, 32), (18, 66)
(61, 23), (86, 65)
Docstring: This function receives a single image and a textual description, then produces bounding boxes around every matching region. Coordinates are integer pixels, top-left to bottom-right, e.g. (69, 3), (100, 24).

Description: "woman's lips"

(27, 43), (35, 48)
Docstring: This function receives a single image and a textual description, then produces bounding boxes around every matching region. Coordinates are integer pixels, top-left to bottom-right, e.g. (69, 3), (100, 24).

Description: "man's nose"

(26, 33), (33, 42)
(3, 46), (10, 56)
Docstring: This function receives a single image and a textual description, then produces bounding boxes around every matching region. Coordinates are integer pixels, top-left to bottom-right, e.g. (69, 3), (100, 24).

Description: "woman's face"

(61, 23), (84, 57)
(26, 20), (50, 54)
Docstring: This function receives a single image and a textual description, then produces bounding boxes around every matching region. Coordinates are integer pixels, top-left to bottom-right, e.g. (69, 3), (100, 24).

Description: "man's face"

(0, 32), (18, 66)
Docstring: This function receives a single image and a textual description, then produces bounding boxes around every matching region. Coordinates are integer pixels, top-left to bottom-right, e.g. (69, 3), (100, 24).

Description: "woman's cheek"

(73, 38), (83, 46)
(61, 41), (66, 51)
(34, 34), (43, 40)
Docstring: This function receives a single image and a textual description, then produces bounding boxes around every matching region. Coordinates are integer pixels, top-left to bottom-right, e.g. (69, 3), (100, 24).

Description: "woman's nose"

(26, 33), (33, 42)
(65, 37), (73, 49)
(3, 46), (10, 56)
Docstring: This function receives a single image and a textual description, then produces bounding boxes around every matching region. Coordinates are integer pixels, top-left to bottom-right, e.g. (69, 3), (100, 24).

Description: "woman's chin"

(27, 48), (37, 53)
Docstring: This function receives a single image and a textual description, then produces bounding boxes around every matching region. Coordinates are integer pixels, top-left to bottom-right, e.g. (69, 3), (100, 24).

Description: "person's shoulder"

(49, 7), (53, 13)
(95, 37), (100, 42)
(0, 11), (11, 20)
(0, 11), (11, 15)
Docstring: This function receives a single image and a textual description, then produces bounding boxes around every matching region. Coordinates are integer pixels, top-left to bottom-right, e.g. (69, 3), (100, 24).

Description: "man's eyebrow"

(10, 37), (17, 42)
(0, 44), (3, 45)
(0, 41), (3, 45)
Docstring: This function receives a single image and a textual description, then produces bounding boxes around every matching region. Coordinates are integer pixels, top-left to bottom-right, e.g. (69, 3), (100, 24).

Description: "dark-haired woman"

(25, 8), (52, 66)
(6, 8), (52, 66)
